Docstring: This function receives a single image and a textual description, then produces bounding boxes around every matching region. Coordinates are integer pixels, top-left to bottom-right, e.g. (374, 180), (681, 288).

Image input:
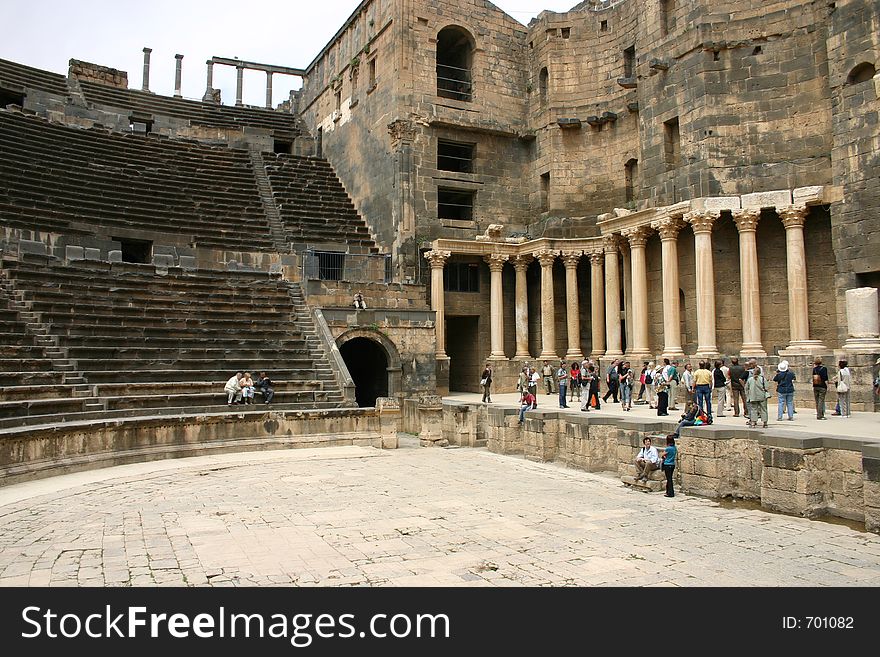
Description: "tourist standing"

(693, 361), (713, 421)
(681, 362), (695, 406)
(528, 367), (540, 407)
(637, 362), (649, 402)
(481, 363), (493, 403)
(655, 367), (670, 416)
(570, 361), (581, 402)
(603, 359), (620, 403)
(619, 361), (634, 411)
(728, 357), (746, 418)
(659, 435), (678, 497)
(773, 360), (796, 421)
(542, 361), (554, 395)
(745, 365), (770, 428)
(645, 361), (656, 408)
(517, 365), (529, 394)
(587, 364), (601, 410)
(812, 356), (829, 420)
(834, 360), (853, 417)
(557, 361), (569, 409)
(665, 359), (680, 411)
(712, 359), (729, 417)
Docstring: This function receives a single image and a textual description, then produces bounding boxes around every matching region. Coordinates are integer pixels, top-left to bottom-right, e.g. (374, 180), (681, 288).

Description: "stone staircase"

(249, 147), (291, 253)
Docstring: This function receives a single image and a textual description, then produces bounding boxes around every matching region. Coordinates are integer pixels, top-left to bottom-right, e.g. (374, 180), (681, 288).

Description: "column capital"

(535, 249), (558, 268)
(511, 254), (534, 272)
(777, 204), (809, 229)
(483, 253), (509, 272)
(587, 249), (604, 266)
(560, 250), (583, 269)
(602, 233), (622, 254)
(651, 216), (685, 241)
(424, 250), (451, 268)
(684, 210), (720, 234)
(733, 208), (761, 233)
(621, 226), (652, 248)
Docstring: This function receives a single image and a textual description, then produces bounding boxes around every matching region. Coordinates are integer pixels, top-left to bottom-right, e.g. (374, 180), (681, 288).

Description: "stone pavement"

(446, 391), (880, 443)
(1, 439), (879, 587)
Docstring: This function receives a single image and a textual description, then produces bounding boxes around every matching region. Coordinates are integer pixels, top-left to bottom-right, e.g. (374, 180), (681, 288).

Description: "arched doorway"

(339, 337), (390, 407)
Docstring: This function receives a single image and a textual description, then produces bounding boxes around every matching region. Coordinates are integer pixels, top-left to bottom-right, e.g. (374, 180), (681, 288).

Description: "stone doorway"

(446, 315), (480, 393)
(340, 337), (389, 408)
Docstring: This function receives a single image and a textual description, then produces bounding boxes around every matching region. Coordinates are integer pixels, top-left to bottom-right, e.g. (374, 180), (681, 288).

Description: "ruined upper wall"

(68, 59), (127, 89)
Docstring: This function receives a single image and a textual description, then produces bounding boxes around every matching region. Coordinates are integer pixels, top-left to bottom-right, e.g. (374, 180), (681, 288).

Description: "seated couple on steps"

(224, 371), (275, 405)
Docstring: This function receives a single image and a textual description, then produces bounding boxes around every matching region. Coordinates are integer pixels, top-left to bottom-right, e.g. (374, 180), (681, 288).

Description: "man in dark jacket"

(258, 372), (275, 404)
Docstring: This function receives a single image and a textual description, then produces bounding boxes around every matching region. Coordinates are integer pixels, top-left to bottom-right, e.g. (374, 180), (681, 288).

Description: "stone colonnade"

(425, 191), (834, 362)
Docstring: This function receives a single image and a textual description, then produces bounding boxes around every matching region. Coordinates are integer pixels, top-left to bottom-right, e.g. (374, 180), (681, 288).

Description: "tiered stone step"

(0, 109), (274, 250)
(0, 259), (345, 422)
(0, 57), (69, 96)
(264, 153), (378, 251)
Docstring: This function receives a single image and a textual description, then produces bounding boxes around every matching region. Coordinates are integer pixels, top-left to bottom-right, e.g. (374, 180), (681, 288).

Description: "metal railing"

(437, 63), (473, 101)
(302, 250), (392, 283)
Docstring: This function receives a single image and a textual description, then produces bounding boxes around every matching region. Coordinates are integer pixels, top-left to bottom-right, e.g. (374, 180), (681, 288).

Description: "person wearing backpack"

(811, 356), (829, 420)
(745, 364), (770, 428)
(603, 359), (620, 403)
(644, 361), (656, 408)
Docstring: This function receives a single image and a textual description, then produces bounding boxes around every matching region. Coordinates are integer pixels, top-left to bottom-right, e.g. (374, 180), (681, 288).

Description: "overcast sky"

(3, 1), (577, 107)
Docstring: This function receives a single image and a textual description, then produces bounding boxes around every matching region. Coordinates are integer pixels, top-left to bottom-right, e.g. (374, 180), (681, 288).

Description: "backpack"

(645, 371), (653, 385)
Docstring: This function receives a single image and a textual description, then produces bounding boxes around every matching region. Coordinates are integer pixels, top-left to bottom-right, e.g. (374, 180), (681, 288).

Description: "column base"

(603, 350), (624, 359)
(626, 350), (653, 361)
(488, 355), (509, 361)
(590, 351), (606, 361)
(739, 344), (767, 358)
(661, 349), (686, 360)
(564, 351), (585, 362)
(538, 352), (560, 362)
(779, 340), (830, 356)
(841, 337), (880, 354)
(514, 351), (533, 359)
(692, 347), (720, 360)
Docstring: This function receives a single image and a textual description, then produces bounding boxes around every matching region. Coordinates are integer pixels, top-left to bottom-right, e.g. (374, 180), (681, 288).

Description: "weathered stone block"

(690, 196), (741, 212)
(152, 254), (174, 268)
(84, 248), (101, 261)
(108, 250), (122, 263)
(20, 240), (47, 256)
(65, 245), (84, 261)
(741, 190), (793, 209)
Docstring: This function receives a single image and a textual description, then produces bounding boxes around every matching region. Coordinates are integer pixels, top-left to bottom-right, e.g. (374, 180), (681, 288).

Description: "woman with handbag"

(745, 365), (770, 428)
(481, 363), (493, 403)
(834, 360), (852, 417)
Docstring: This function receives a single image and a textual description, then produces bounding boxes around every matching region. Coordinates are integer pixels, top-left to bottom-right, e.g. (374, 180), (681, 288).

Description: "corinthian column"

(622, 227), (652, 359)
(536, 250), (559, 360)
(588, 250), (605, 359)
(484, 254), (509, 360)
(561, 251), (584, 361)
(684, 210), (720, 358)
(651, 216), (686, 358)
(733, 209), (766, 357)
(777, 205), (827, 354)
(425, 250), (451, 358)
(511, 255), (533, 358)
(603, 235), (623, 358)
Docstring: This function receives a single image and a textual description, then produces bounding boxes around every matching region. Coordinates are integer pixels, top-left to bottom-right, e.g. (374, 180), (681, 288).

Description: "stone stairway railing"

(287, 281), (356, 406)
(249, 147), (291, 253)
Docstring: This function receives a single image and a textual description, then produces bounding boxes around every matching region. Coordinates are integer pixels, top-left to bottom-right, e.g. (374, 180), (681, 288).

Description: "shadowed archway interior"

(340, 337), (389, 408)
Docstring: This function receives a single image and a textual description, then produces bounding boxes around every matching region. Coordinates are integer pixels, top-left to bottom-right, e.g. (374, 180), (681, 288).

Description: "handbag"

(836, 381), (849, 394)
(480, 378), (488, 386)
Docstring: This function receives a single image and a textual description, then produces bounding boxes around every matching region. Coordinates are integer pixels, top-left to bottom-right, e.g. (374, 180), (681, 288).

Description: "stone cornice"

(430, 236), (602, 258)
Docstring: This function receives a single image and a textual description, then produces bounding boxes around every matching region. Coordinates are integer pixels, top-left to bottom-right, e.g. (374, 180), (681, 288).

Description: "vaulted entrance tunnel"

(340, 337), (389, 408)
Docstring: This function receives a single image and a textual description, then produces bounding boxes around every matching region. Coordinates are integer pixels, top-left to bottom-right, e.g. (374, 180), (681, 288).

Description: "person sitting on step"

(634, 436), (661, 481)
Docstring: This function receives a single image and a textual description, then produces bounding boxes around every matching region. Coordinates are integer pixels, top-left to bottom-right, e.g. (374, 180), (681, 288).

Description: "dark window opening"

(316, 251), (345, 281)
(316, 127), (323, 157)
(624, 46), (636, 79)
(129, 118), (153, 134)
(664, 116), (680, 169)
(848, 62), (876, 85)
(0, 88), (25, 109)
(561, 27), (571, 39)
(713, 50), (721, 62)
(368, 58), (377, 88)
(438, 139), (475, 173)
(540, 172), (550, 212)
(444, 262), (480, 293)
(624, 158), (639, 203)
(539, 67), (549, 103)
(752, 46), (762, 56)
(273, 139), (292, 154)
(660, 0), (674, 37)
(117, 239), (152, 264)
(600, 20), (608, 32)
(334, 90), (342, 115)
(437, 25), (475, 102)
(351, 66), (359, 93)
(438, 187), (474, 221)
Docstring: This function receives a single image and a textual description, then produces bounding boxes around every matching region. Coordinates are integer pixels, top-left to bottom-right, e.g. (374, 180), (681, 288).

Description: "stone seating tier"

(77, 80), (304, 133)
(0, 110), (275, 250)
(0, 58), (69, 96)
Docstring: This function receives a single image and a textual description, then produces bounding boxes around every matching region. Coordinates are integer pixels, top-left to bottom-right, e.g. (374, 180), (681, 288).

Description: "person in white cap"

(772, 360), (796, 421)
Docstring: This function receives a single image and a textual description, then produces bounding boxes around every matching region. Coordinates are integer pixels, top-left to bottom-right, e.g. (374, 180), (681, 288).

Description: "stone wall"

(0, 407), (390, 486)
(446, 400), (880, 531)
(68, 59), (128, 89)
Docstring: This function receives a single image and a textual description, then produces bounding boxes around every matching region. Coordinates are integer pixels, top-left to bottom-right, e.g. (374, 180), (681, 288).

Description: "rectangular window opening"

(116, 239), (152, 264)
(368, 58), (377, 89)
(600, 20), (608, 32)
(624, 159), (639, 203)
(438, 188), (475, 221)
(664, 117), (681, 169)
(561, 27), (571, 39)
(660, 0), (674, 37)
(0, 88), (25, 109)
(623, 46), (636, 79)
(273, 139), (292, 154)
(437, 140), (475, 173)
(540, 172), (550, 213)
(316, 251), (345, 281)
(444, 262), (480, 293)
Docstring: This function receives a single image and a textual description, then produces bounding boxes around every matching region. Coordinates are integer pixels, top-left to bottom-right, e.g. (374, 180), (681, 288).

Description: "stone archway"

(336, 330), (402, 408)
